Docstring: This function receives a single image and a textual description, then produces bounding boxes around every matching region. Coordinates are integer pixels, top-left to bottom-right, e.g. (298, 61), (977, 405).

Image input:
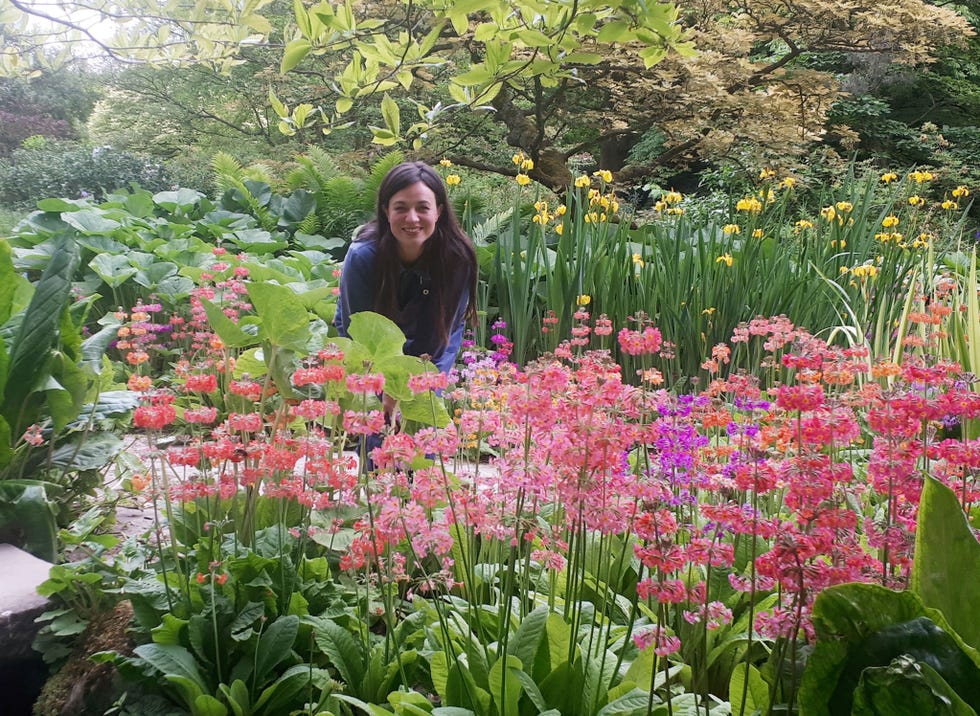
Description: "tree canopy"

(2, 0), (975, 188)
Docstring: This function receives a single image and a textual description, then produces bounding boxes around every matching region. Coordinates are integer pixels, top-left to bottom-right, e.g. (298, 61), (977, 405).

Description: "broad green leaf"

(388, 690), (434, 713)
(134, 643), (210, 694)
(0, 239), (16, 325)
(453, 66), (492, 87)
(155, 276), (196, 302)
(445, 660), (492, 713)
(229, 229), (287, 254)
(0, 483), (57, 561)
(597, 21), (631, 43)
(192, 694), (228, 716)
(0, 415), (13, 469)
(852, 656), (976, 716)
(429, 650), (450, 699)
(200, 297), (259, 349)
(624, 644), (656, 687)
(36, 198), (82, 213)
(913, 476), (980, 648)
(802, 584), (980, 716)
(370, 127), (399, 146)
(510, 606), (549, 679)
(595, 687), (657, 716)
(219, 680), (250, 716)
(2, 236), (78, 435)
(80, 323), (119, 372)
(381, 93), (400, 136)
(253, 663), (311, 715)
(729, 662), (770, 716)
(62, 210), (121, 235)
(134, 261), (178, 288)
(313, 618), (366, 688)
(151, 613), (188, 646)
(48, 432), (123, 471)
(89, 253), (139, 288)
(253, 614), (299, 685)
(281, 38), (311, 73)
(488, 655), (523, 716)
(230, 602), (266, 641)
(348, 311), (406, 360)
(332, 694), (392, 716)
(154, 188), (206, 213)
(544, 613), (573, 675)
(165, 674), (206, 712)
(248, 283), (311, 351)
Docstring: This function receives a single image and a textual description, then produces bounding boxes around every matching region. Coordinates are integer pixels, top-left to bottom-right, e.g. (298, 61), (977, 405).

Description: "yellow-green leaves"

(371, 94), (401, 146)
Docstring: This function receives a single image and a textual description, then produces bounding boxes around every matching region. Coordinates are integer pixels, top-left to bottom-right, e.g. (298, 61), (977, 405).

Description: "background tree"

(0, 67), (99, 155)
(1, 0), (975, 192)
(274, 0), (972, 188)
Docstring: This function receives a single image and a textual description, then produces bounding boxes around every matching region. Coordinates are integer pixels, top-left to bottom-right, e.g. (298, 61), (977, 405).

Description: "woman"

(334, 161), (478, 415)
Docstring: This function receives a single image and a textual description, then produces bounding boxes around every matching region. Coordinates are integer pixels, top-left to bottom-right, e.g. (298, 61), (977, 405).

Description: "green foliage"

(800, 475), (980, 715)
(0, 142), (183, 209)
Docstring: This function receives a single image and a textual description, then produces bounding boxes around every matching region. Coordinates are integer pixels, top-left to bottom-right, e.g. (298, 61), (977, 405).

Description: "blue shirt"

(334, 237), (470, 375)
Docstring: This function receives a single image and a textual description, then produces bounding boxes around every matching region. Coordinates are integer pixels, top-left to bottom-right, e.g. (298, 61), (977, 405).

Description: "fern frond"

(244, 161), (277, 186)
(365, 151), (405, 209)
(298, 211), (321, 235)
(286, 148), (343, 192)
(211, 152), (245, 193)
(468, 210), (516, 247)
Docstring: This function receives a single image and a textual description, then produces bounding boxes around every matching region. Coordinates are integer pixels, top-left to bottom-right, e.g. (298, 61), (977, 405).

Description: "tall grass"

(477, 166), (975, 387)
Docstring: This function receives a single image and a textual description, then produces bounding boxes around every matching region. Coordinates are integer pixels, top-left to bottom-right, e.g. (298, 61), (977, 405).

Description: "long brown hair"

(365, 161), (478, 348)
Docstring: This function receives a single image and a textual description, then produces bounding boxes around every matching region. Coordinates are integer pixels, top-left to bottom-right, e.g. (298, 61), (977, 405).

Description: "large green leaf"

(595, 688), (657, 716)
(313, 618), (366, 689)
(155, 276), (197, 302)
(729, 662), (770, 716)
(154, 188), (206, 213)
(912, 476), (980, 649)
(801, 584), (980, 716)
(0, 414), (11, 468)
(0, 240), (15, 325)
(253, 663), (311, 715)
(247, 282), (311, 352)
(488, 655), (523, 716)
(253, 614), (299, 686)
(62, 209), (121, 235)
(80, 323), (120, 373)
(134, 643), (211, 694)
(191, 694), (228, 716)
(48, 432), (124, 471)
(852, 656), (976, 715)
(2, 235), (79, 435)
(134, 261), (179, 288)
(89, 253), (139, 288)
(0, 483), (57, 561)
(200, 297), (260, 349)
(348, 312), (407, 360)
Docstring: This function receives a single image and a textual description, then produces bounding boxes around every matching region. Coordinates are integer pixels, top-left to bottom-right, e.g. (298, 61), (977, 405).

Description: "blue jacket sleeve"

(334, 240), (377, 338)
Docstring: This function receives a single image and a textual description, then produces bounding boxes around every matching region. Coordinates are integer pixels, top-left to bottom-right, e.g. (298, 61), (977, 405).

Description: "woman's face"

(384, 181), (443, 263)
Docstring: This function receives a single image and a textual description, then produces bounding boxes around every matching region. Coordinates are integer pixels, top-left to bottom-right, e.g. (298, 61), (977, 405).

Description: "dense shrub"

(0, 141), (192, 208)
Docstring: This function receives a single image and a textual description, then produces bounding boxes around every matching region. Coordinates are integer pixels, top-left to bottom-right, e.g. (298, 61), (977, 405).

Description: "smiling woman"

(333, 161), (478, 415)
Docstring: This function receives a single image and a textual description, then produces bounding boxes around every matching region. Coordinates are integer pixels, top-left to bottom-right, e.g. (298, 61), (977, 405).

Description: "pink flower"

(617, 326), (663, 355)
(346, 373), (385, 395)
